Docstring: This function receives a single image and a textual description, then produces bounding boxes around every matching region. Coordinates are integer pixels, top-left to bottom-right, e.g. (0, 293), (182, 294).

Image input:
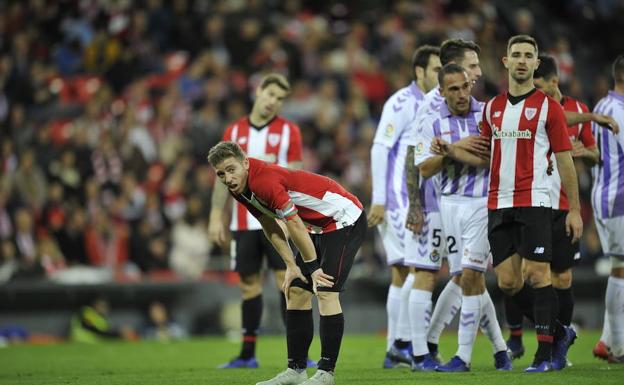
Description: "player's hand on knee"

(282, 265), (308, 299)
(311, 268), (334, 294)
(367, 204), (385, 227)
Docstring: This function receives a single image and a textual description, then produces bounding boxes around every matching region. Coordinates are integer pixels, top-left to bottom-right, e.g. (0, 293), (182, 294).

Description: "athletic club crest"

(268, 133), (281, 147)
(237, 136), (248, 145)
(524, 107), (537, 120)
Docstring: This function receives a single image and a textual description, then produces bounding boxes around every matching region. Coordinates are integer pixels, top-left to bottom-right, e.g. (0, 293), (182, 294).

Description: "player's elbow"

(418, 164), (436, 178)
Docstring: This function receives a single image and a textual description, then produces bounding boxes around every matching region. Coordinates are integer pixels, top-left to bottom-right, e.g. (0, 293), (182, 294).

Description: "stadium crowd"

(0, 0), (622, 283)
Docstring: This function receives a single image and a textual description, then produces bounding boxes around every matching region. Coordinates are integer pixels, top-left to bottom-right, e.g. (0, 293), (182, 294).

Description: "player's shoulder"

(383, 83), (423, 111)
(271, 115), (298, 128)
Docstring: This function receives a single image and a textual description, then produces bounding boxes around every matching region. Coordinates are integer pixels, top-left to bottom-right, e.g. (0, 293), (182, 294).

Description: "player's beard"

(511, 70), (532, 84)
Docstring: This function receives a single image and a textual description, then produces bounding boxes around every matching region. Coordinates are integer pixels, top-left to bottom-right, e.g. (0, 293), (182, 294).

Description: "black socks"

(240, 295), (262, 359)
(318, 313), (344, 373)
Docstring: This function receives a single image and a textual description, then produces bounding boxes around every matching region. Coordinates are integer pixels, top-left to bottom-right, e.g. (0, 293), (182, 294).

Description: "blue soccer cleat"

(552, 326), (577, 371)
(218, 356), (259, 369)
(382, 352), (410, 369)
(494, 350), (513, 371)
(387, 344), (413, 365)
(307, 358), (317, 368)
(506, 337), (525, 360)
(436, 356), (470, 372)
(411, 354), (439, 372)
(428, 343), (442, 364)
(525, 360), (553, 373)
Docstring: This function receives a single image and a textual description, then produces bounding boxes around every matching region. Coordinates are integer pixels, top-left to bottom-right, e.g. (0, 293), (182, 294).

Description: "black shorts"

(488, 207), (552, 267)
(551, 209), (580, 272)
(291, 213), (367, 293)
(231, 230), (286, 275)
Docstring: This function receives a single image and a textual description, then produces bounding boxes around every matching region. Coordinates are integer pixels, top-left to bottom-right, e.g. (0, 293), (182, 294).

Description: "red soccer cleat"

(593, 340), (610, 361)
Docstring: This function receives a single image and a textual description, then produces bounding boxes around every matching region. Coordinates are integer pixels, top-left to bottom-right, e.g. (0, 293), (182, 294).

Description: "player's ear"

(243, 157), (250, 171)
(502, 56), (508, 68)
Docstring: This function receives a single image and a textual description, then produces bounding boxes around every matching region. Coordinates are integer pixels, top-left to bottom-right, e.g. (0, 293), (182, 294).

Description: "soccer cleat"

(307, 358), (317, 368)
(387, 345), (413, 365)
(608, 353), (624, 364)
(382, 352), (410, 369)
(428, 343), (442, 364)
(552, 326), (577, 371)
(525, 360), (553, 373)
(255, 368), (308, 385)
(300, 370), (334, 385)
(218, 356), (259, 369)
(593, 340), (610, 361)
(411, 354), (439, 372)
(506, 337), (525, 360)
(435, 356), (470, 372)
(494, 350), (513, 371)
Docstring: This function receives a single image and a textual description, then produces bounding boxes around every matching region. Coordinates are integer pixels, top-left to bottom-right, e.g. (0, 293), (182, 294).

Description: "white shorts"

(404, 211), (445, 271)
(377, 208), (408, 265)
(594, 214), (624, 267)
(440, 195), (490, 275)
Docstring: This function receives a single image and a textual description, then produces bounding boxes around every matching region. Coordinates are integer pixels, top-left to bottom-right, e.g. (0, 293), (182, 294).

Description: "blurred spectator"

(55, 206), (89, 266)
(84, 208), (129, 270)
(12, 149), (47, 212)
(169, 194), (210, 280)
(70, 297), (136, 343)
(140, 301), (187, 341)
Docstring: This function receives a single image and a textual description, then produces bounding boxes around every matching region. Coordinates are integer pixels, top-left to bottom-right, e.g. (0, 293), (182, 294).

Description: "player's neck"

(614, 84), (624, 96)
(508, 76), (534, 97)
(248, 109), (275, 128)
(553, 88), (563, 103)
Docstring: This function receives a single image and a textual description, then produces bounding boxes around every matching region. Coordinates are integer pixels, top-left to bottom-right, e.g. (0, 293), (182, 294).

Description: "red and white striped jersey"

(223, 116), (302, 231)
(233, 158), (363, 234)
(481, 89), (572, 209)
(550, 96), (596, 210)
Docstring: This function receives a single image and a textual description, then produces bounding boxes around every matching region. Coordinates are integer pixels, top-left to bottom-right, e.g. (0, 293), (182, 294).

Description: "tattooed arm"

(405, 145), (424, 234)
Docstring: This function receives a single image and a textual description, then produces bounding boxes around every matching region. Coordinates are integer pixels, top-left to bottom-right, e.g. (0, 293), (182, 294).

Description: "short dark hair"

(507, 34), (538, 54)
(534, 54), (558, 80)
(259, 73), (291, 94)
(440, 39), (480, 66)
(613, 54), (624, 84)
(412, 45), (441, 79)
(438, 63), (468, 87)
(207, 141), (246, 167)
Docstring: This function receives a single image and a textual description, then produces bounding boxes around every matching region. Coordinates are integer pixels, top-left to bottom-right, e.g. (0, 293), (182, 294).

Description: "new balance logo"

(534, 247), (545, 254)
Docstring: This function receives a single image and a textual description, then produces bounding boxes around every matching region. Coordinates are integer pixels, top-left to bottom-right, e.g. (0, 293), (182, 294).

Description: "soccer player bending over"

(208, 141), (367, 385)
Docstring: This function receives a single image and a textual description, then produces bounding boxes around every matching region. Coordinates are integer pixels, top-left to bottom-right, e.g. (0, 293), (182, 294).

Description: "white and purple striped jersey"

(591, 90), (624, 219)
(406, 87), (446, 213)
(371, 81), (425, 212)
(414, 98), (489, 198)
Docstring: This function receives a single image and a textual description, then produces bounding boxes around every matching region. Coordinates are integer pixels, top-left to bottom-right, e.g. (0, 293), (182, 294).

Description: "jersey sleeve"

(546, 98), (573, 153)
(577, 102), (596, 147)
(413, 115), (438, 166)
(254, 172), (298, 220)
(373, 93), (408, 148)
(287, 123), (303, 163)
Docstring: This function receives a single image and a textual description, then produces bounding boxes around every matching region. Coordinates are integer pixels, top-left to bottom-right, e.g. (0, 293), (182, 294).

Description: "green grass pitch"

(1, 331), (622, 384)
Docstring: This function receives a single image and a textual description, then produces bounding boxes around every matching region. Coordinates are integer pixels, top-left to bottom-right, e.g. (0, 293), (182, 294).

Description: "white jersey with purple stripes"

(371, 81), (425, 264)
(413, 97), (489, 198)
(591, 91), (624, 219)
(591, 90), (624, 261)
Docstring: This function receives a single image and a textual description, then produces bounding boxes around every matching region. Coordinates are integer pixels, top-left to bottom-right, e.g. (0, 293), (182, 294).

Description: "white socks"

(480, 290), (507, 353)
(396, 274), (415, 342)
(457, 294), (482, 364)
(428, 279), (462, 344)
(600, 309), (611, 346)
(386, 284), (401, 351)
(409, 289), (433, 356)
(606, 276), (624, 356)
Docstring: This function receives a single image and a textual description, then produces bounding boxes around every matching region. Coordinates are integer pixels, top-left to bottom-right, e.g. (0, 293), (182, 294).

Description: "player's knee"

(552, 269), (572, 289)
(391, 265), (409, 285)
(287, 287), (313, 310)
(524, 262), (551, 288)
(317, 291), (342, 316)
(460, 269), (485, 294)
(240, 273), (262, 299)
(497, 273), (522, 295)
(412, 269), (436, 291)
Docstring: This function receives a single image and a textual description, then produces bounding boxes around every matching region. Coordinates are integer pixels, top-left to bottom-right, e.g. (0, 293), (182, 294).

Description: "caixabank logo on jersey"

(492, 125), (532, 140)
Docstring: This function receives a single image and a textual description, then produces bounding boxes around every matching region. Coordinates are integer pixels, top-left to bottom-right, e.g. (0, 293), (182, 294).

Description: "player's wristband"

(303, 259), (321, 274)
